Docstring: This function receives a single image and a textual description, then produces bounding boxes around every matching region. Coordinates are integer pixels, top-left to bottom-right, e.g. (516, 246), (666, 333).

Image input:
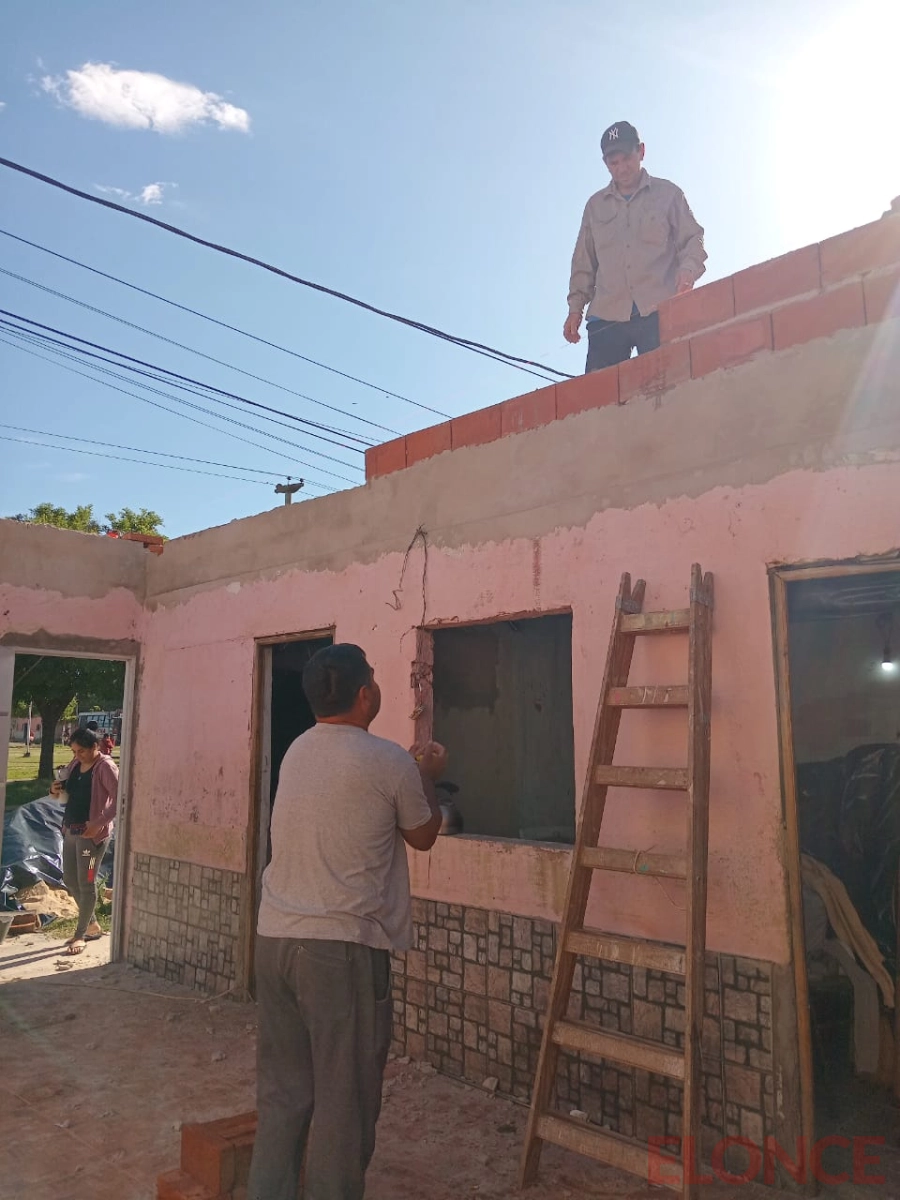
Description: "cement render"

(144, 323), (900, 605)
(0, 518), (147, 599)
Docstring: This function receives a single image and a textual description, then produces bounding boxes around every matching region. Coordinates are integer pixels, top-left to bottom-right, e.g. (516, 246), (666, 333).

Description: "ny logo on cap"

(607, 127), (619, 140)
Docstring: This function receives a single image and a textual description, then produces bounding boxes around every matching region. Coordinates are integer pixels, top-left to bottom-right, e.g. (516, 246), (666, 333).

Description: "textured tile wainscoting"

(128, 854), (243, 994)
(391, 900), (774, 1159)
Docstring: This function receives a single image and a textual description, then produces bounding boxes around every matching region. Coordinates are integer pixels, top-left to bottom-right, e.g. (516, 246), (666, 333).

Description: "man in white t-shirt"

(247, 643), (445, 1200)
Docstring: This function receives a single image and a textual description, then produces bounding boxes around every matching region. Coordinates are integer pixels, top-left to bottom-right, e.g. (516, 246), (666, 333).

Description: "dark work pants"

(61, 832), (109, 939)
(247, 936), (393, 1200)
(585, 309), (660, 373)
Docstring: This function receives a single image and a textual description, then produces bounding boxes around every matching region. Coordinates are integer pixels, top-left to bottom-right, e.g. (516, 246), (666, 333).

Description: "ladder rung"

(535, 1114), (683, 1191)
(566, 928), (685, 974)
(620, 608), (690, 634)
(594, 765), (688, 790)
(580, 847), (687, 879)
(608, 685), (688, 708)
(552, 1019), (685, 1079)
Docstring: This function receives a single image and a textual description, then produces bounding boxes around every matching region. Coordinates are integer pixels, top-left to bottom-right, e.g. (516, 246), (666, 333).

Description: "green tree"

(106, 506), (165, 536)
(11, 502), (164, 537)
(12, 657), (126, 780)
(15, 502), (102, 532)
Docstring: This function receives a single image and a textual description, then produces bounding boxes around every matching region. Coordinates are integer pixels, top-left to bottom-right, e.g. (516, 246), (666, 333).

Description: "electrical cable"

(0, 433), (277, 486)
(0, 158), (574, 381)
(0, 321), (361, 477)
(0, 318), (363, 474)
(0, 308), (371, 451)
(0, 331), (353, 489)
(0, 422), (294, 479)
(0, 227), (452, 418)
(0, 310), (367, 464)
(0, 265), (403, 437)
(0, 332), (354, 488)
(1, 324), (360, 482)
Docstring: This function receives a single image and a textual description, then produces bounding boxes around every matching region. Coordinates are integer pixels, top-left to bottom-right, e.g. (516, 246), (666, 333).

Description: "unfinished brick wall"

(391, 900), (774, 1157)
(128, 853), (243, 994)
(366, 211), (900, 479)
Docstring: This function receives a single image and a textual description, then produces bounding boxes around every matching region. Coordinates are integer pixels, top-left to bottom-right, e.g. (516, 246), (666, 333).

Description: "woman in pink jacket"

(49, 727), (119, 955)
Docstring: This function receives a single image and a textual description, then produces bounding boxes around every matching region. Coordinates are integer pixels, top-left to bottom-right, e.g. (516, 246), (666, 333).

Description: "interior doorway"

(252, 633), (333, 921)
(1, 646), (134, 975)
(774, 564), (900, 1185)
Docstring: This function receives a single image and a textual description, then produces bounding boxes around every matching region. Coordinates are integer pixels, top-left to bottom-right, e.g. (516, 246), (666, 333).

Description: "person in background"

(49, 728), (118, 955)
(564, 120), (707, 373)
(247, 643), (446, 1200)
(99, 729), (115, 756)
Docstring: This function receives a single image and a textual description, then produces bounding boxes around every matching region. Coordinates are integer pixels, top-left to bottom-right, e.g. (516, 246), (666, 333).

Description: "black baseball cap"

(601, 121), (640, 157)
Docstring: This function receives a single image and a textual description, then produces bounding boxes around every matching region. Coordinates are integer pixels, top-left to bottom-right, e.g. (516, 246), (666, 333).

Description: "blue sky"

(1, 0), (896, 537)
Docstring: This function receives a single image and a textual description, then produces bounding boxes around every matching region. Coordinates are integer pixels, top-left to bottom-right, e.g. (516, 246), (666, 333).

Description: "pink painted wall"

(132, 459), (900, 967)
(0, 521), (146, 646)
(0, 583), (142, 645)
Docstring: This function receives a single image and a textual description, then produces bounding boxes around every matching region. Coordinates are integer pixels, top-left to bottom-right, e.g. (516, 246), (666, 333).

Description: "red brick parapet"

(107, 530), (165, 555)
(366, 213), (900, 481)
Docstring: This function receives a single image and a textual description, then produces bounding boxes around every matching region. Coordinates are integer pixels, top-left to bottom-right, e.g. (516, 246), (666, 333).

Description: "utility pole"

(275, 478), (304, 506)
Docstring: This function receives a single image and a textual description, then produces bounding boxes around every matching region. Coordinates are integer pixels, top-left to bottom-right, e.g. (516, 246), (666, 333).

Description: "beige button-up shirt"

(568, 170), (707, 323)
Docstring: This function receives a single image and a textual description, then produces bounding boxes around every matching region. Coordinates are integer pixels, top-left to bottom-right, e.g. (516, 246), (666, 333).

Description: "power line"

(0, 331), (352, 486)
(0, 317), (364, 474)
(0, 308), (369, 459)
(0, 157), (573, 382)
(0, 422), (293, 479)
(0, 433), (278, 486)
(0, 328), (355, 487)
(0, 227), (452, 417)
(0, 264), (404, 438)
(0, 319), (362, 476)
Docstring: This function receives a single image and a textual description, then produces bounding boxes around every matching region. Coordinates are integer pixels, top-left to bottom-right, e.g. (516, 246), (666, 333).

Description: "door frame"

(0, 644), (137, 962)
(241, 628), (334, 994)
(770, 557), (900, 1170)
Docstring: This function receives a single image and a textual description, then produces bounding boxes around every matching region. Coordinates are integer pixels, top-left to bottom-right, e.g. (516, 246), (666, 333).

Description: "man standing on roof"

(564, 121), (707, 374)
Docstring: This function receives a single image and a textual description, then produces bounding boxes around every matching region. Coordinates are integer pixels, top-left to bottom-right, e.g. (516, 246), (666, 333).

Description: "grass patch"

(43, 892), (113, 941)
(5, 743), (72, 810)
(5, 743), (119, 810)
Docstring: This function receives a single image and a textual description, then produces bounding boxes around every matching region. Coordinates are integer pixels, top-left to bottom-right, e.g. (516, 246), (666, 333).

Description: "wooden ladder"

(520, 564), (714, 1198)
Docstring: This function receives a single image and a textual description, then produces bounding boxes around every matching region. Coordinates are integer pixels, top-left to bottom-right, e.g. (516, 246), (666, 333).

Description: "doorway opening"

(252, 634), (333, 917)
(1, 649), (132, 977)
(776, 565), (900, 1184)
(430, 613), (575, 842)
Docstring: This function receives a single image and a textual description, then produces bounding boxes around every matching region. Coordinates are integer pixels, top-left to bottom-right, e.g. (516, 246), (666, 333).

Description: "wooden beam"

(769, 570), (816, 1188)
(620, 609), (690, 634)
(580, 847), (687, 879)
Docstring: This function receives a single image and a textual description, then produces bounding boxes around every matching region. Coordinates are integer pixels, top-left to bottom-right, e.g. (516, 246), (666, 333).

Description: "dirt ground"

(3, 934), (897, 1199)
(0, 940), (694, 1200)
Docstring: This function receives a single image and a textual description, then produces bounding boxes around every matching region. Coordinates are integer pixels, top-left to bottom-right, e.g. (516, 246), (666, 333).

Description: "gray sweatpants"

(247, 936), (393, 1200)
(61, 831), (109, 940)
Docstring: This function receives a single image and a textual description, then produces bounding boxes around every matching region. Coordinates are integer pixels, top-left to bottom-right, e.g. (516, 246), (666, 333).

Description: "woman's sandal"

(66, 939), (87, 955)
(64, 925), (102, 948)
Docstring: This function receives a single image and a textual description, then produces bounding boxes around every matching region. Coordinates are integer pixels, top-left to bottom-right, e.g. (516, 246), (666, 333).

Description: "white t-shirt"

(257, 723), (434, 951)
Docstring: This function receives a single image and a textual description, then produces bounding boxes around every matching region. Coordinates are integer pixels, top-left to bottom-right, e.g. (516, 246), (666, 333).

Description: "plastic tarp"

(1, 796), (114, 908)
(797, 744), (900, 974)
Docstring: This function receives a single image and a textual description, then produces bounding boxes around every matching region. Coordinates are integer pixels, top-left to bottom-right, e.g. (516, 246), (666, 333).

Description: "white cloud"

(41, 62), (250, 134)
(138, 182), (165, 204)
(0, 101), (6, 112)
(95, 181), (176, 206)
